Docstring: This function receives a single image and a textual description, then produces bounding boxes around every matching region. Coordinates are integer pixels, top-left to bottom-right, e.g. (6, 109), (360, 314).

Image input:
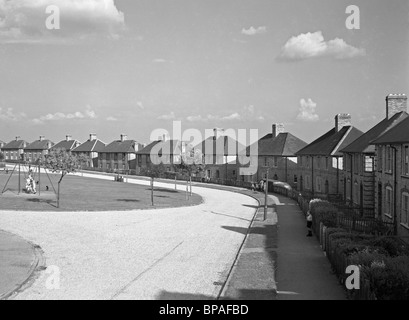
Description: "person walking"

(306, 211), (313, 237)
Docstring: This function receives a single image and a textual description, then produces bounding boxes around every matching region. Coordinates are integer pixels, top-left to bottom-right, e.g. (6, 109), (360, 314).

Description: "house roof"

(136, 140), (184, 155)
(296, 126), (363, 156)
(341, 112), (408, 153)
(51, 140), (81, 151)
(25, 139), (54, 150)
(250, 132), (308, 157)
(72, 139), (106, 153)
(2, 140), (28, 150)
(196, 136), (246, 156)
(100, 139), (139, 153)
(372, 116), (409, 145)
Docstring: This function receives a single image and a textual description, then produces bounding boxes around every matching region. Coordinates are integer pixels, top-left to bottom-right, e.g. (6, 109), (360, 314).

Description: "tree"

(175, 148), (206, 196)
(41, 148), (90, 208)
(0, 152), (4, 161)
(139, 163), (167, 206)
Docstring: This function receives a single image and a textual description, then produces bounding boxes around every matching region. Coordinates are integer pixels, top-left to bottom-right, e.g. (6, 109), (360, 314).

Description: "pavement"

(0, 172), (346, 300)
(0, 230), (44, 300)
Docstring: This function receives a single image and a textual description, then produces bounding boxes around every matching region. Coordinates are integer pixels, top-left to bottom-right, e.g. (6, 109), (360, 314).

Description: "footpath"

(0, 230), (44, 300)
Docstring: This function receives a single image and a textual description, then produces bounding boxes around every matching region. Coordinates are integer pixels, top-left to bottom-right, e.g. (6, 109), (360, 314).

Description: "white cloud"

(33, 106), (97, 124)
(152, 58), (166, 63)
(186, 115), (203, 122)
(241, 26), (267, 36)
(279, 31), (365, 61)
(222, 112), (241, 121)
(106, 116), (117, 121)
(136, 101), (144, 109)
(0, 107), (27, 121)
(0, 0), (125, 44)
(297, 98), (319, 122)
(157, 112), (175, 120)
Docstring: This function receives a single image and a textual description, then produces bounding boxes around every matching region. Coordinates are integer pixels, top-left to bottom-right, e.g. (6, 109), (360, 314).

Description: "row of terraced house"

(1, 94), (408, 239)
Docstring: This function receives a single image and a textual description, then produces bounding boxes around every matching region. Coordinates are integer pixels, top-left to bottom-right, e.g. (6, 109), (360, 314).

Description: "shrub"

(310, 199), (339, 228)
(362, 237), (409, 257)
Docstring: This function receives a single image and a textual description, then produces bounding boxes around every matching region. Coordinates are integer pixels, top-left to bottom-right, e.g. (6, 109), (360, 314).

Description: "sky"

(0, 0), (408, 145)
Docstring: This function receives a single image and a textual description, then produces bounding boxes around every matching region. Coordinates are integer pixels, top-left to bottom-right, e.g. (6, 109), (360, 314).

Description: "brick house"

(98, 134), (142, 172)
(296, 114), (363, 199)
(372, 115), (409, 239)
(341, 94), (408, 216)
(23, 136), (54, 163)
(136, 139), (186, 170)
(242, 124), (307, 188)
(71, 134), (106, 168)
(197, 128), (244, 182)
(2, 137), (29, 162)
(51, 135), (82, 153)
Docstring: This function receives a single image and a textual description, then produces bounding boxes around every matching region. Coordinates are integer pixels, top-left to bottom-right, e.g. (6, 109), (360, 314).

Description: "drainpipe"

(285, 156), (288, 183)
(311, 156), (314, 197)
(350, 153), (354, 205)
(391, 145), (398, 236)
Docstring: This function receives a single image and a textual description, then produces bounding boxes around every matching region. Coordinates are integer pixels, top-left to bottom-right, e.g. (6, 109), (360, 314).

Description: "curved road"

(0, 173), (258, 300)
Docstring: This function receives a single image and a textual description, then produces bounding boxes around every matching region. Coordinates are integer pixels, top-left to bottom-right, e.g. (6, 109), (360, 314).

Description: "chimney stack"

(386, 94), (407, 119)
(272, 123), (285, 138)
(120, 134), (127, 142)
(89, 133), (97, 141)
(213, 128), (225, 140)
(66, 135), (72, 141)
(335, 114), (352, 132)
(39, 135), (45, 141)
(15, 136), (20, 141)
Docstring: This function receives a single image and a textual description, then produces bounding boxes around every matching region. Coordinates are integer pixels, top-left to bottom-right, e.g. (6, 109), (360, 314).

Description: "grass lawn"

(0, 172), (202, 212)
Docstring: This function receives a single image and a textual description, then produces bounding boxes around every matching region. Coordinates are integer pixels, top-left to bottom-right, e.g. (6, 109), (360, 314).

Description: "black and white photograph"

(0, 0), (408, 308)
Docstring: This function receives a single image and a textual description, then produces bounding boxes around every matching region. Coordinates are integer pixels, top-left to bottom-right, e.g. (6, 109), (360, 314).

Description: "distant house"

(242, 124), (307, 188)
(71, 133), (106, 168)
(98, 134), (142, 172)
(51, 135), (81, 153)
(341, 94), (408, 216)
(371, 115), (409, 240)
(2, 137), (29, 162)
(24, 136), (54, 163)
(196, 128), (245, 182)
(296, 114), (363, 199)
(135, 139), (186, 174)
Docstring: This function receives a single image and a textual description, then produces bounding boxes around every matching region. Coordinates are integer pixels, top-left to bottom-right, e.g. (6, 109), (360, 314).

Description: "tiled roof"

(100, 140), (140, 153)
(2, 140), (28, 150)
(197, 136), (246, 156)
(136, 140), (183, 155)
(296, 126), (363, 156)
(72, 139), (106, 153)
(250, 132), (307, 156)
(372, 116), (409, 145)
(341, 112), (408, 153)
(25, 140), (54, 150)
(51, 140), (81, 151)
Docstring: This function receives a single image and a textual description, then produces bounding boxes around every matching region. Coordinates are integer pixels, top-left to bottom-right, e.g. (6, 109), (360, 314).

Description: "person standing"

(306, 211), (313, 237)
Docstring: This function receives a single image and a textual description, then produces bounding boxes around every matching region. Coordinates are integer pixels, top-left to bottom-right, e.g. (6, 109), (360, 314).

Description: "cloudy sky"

(0, 0), (408, 144)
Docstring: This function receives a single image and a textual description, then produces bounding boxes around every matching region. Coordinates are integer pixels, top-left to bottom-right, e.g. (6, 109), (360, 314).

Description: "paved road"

(0, 173), (258, 300)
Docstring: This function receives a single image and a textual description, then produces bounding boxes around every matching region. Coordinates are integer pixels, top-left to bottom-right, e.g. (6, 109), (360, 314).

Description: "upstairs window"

(403, 146), (409, 176)
(386, 146), (393, 173)
(365, 156), (374, 172)
(401, 192), (409, 226)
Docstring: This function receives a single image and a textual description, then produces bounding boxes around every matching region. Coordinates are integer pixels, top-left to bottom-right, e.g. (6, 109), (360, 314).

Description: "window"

(325, 157), (329, 170)
(354, 182), (359, 205)
(403, 146), (409, 176)
(386, 146), (393, 173)
(232, 170), (236, 176)
(317, 157), (321, 169)
(264, 157), (268, 167)
(305, 175), (311, 190)
(272, 156), (278, 168)
(354, 155), (360, 174)
(365, 156), (374, 172)
(385, 186), (393, 219)
(401, 192), (409, 226)
(114, 153), (118, 161)
(316, 177), (322, 193)
(294, 175), (298, 184)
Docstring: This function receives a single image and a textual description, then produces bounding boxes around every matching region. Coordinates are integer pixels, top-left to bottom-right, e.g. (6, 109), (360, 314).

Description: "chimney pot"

(66, 135), (72, 141)
(89, 133), (97, 141)
(335, 114), (352, 132)
(386, 94), (407, 119)
(120, 134), (127, 142)
(272, 123), (285, 138)
(39, 135), (45, 141)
